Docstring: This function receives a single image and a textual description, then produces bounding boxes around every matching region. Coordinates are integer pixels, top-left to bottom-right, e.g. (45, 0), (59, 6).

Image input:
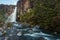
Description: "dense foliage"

(0, 9), (6, 27)
(19, 0), (60, 34)
(0, 10), (5, 21)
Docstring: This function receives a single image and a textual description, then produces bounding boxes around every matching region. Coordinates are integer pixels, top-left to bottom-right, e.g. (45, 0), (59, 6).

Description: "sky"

(0, 0), (19, 5)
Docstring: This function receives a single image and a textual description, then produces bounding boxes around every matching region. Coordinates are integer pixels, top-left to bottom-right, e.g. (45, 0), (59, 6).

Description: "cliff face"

(0, 4), (15, 21)
(0, 4), (15, 16)
(17, 0), (31, 22)
(0, 4), (15, 27)
(17, 0), (30, 15)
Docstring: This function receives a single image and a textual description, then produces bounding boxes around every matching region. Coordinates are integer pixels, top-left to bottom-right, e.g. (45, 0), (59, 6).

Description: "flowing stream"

(0, 7), (60, 40)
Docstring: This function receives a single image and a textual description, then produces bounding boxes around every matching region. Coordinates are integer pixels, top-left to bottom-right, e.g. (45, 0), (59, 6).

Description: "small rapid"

(0, 22), (60, 40)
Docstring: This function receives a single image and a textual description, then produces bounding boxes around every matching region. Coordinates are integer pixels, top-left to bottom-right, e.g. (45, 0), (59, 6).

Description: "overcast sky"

(0, 0), (19, 5)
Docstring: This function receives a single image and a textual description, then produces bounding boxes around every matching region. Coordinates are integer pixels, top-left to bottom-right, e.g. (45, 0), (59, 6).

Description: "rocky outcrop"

(17, 0), (31, 22)
(17, 0), (30, 15)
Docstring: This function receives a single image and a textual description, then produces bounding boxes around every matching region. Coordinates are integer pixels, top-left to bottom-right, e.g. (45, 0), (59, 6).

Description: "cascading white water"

(3, 7), (17, 29)
(7, 7), (17, 22)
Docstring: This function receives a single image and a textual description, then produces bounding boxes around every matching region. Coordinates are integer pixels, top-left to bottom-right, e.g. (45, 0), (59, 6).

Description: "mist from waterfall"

(7, 7), (17, 22)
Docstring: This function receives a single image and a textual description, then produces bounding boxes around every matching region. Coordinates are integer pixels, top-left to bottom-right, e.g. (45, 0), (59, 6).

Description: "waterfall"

(7, 7), (17, 22)
(3, 7), (17, 29)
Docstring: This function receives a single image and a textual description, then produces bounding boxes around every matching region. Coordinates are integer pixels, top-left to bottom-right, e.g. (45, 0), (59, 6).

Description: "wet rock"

(17, 32), (22, 36)
(32, 27), (40, 33)
(4, 37), (8, 40)
(0, 32), (3, 36)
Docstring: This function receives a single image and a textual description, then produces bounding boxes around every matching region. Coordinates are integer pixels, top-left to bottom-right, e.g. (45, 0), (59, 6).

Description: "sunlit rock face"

(17, 0), (31, 22)
(17, 0), (30, 15)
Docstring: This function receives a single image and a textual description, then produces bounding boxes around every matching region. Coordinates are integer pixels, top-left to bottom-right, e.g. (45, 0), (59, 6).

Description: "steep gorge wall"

(17, 0), (31, 22)
(0, 4), (15, 22)
(0, 4), (15, 16)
